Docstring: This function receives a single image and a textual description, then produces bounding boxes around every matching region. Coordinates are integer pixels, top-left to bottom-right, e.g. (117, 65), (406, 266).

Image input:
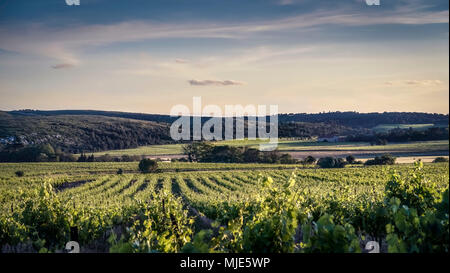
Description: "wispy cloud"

(188, 79), (245, 86)
(51, 63), (75, 69)
(175, 58), (189, 64)
(405, 80), (443, 86)
(385, 80), (444, 86)
(0, 3), (447, 64)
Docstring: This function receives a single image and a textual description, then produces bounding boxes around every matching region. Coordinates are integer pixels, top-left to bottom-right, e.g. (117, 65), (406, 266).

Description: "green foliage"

(385, 189), (449, 253)
(385, 161), (440, 214)
(0, 112), (173, 154)
(0, 144), (75, 163)
(112, 191), (194, 253)
(383, 162), (449, 253)
(138, 159), (158, 173)
(0, 182), (122, 252)
(317, 157), (347, 168)
(0, 216), (27, 249)
(346, 155), (356, 164)
(302, 155), (316, 165)
(183, 142), (298, 164)
(433, 157), (449, 163)
(365, 154), (396, 166)
(0, 161), (448, 253)
(301, 214), (361, 253)
(196, 173), (303, 253)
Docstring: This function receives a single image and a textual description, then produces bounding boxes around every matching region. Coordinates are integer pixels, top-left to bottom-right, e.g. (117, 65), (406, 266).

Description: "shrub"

(385, 188), (449, 253)
(433, 157), (449, 163)
(301, 214), (361, 253)
(317, 157), (347, 168)
(138, 159), (158, 173)
(385, 161), (440, 214)
(214, 174), (301, 253)
(279, 153), (297, 164)
(346, 155), (356, 164)
(110, 190), (194, 253)
(365, 154), (396, 166)
(303, 156), (316, 165)
(15, 171), (25, 177)
(117, 168), (123, 175)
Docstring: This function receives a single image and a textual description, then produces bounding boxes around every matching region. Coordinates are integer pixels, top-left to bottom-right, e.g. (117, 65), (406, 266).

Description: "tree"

(433, 157), (449, 163)
(77, 152), (87, 162)
(279, 153), (296, 164)
(317, 157), (347, 168)
(303, 156), (316, 165)
(87, 154), (95, 162)
(139, 159), (158, 173)
(243, 148), (260, 163)
(346, 155), (356, 164)
(365, 154), (396, 166)
(40, 144), (55, 156)
(182, 142), (214, 162)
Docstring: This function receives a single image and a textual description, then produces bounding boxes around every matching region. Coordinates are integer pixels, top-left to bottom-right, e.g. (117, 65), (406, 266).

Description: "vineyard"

(0, 162), (448, 253)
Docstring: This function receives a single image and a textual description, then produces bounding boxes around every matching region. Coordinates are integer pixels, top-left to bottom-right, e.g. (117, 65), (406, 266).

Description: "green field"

(88, 144), (185, 157)
(372, 124), (446, 133)
(89, 139), (449, 157)
(0, 161), (448, 253)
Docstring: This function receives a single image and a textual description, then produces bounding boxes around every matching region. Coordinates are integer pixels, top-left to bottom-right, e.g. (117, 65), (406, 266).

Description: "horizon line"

(2, 108), (449, 116)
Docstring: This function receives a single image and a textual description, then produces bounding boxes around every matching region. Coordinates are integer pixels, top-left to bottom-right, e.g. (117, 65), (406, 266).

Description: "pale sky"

(0, 0), (448, 114)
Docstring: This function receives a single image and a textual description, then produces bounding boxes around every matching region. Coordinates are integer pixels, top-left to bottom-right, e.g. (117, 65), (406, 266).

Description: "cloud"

(405, 80), (443, 86)
(385, 80), (443, 86)
(51, 63), (75, 69)
(188, 79), (245, 86)
(0, 3), (447, 64)
(175, 58), (189, 64)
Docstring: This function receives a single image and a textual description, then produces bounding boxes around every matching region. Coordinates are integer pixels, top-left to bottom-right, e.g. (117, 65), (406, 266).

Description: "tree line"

(182, 142), (299, 164)
(11, 110), (448, 129)
(346, 127), (449, 143)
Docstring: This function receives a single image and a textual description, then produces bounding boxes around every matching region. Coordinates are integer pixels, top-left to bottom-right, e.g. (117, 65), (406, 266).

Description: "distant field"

(217, 139), (449, 154)
(88, 144), (185, 157)
(89, 139), (449, 157)
(372, 123), (446, 133)
(278, 140), (449, 152)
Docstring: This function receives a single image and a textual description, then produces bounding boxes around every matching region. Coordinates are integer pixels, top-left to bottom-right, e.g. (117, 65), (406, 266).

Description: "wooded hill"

(1, 110), (448, 154)
(0, 112), (172, 153)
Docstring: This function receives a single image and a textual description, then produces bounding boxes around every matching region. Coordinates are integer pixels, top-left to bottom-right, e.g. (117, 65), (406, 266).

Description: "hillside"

(278, 112), (449, 128)
(1, 110), (448, 154)
(1, 110), (368, 153)
(0, 112), (173, 153)
(9, 110), (448, 128)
